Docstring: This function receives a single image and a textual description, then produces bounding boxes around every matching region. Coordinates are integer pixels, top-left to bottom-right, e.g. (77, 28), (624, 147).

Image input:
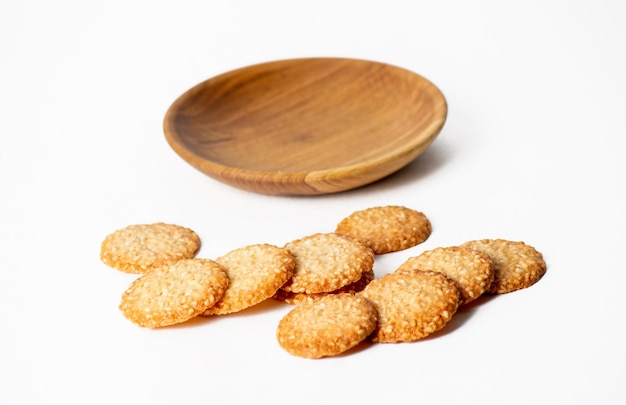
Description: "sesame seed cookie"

(272, 269), (375, 305)
(359, 270), (460, 343)
(201, 244), (295, 316)
(460, 239), (546, 294)
(276, 294), (378, 358)
(119, 258), (229, 328)
(100, 222), (201, 274)
(395, 246), (495, 305)
(335, 205), (431, 254)
(281, 233), (374, 294)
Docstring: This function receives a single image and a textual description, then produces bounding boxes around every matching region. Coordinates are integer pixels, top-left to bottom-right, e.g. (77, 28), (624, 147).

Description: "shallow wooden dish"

(163, 58), (447, 195)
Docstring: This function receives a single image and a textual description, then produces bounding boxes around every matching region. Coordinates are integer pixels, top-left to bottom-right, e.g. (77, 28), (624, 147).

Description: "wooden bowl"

(163, 57), (447, 196)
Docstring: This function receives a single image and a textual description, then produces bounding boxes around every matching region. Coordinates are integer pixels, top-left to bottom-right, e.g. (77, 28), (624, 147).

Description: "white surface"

(1, 1), (625, 404)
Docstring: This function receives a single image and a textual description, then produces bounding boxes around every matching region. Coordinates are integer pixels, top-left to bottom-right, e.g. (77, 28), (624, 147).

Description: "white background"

(1, 1), (625, 404)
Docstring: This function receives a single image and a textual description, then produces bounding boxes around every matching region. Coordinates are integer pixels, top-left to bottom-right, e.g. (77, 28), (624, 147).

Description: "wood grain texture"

(163, 57), (447, 195)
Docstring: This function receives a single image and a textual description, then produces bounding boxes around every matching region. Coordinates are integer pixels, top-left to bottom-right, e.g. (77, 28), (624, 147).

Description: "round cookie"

(276, 294), (378, 358)
(119, 258), (229, 328)
(201, 244), (295, 315)
(281, 233), (374, 294)
(100, 222), (201, 274)
(273, 269), (374, 305)
(460, 239), (546, 294)
(359, 270), (460, 343)
(335, 206), (431, 254)
(395, 246), (495, 304)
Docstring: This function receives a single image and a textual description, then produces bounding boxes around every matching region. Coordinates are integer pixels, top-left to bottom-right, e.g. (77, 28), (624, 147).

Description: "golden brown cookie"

(100, 222), (201, 274)
(460, 239), (546, 294)
(272, 269), (374, 305)
(281, 233), (374, 294)
(276, 294), (378, 358)
(201, 244), (295, 315)
(335, 205), (431, 254)
(119, 258), (228, 328)
(359, 270), (460, 342)
(395, 246), (495, 304)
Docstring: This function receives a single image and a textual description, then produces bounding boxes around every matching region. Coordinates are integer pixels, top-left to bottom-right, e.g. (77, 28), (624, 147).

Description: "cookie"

(119, 258), (229, 328)
(359, 270), (460, 342)
(272, 269), (374, 305)
(100, 222), (201, 274)
(276, 294), (378, 358)
(335, 206), (431, 254)
(201, 244), (295, 315)
(281, 233), (374, 294)
(460, 239), (546, 294)
(395, 246), (495, 304)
